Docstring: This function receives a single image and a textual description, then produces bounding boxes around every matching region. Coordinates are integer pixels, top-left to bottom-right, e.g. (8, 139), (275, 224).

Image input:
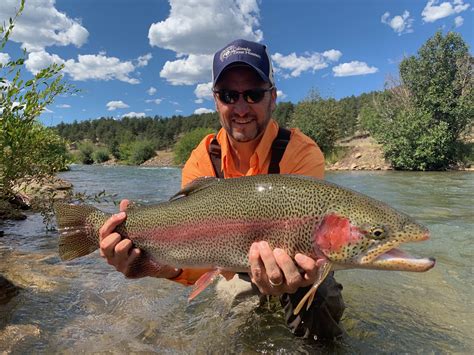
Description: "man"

(99, 39), (344, 340)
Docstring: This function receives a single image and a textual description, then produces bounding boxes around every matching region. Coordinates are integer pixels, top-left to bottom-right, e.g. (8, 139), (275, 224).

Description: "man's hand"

(249, 241), (322, 296)
(99, 199), (181, 279)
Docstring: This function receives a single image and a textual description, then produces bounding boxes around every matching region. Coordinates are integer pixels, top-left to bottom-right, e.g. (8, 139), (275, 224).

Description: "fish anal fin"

(294, 261), (333, 315)
(169, 177), (219, 201)
(188, 269), (222, 301)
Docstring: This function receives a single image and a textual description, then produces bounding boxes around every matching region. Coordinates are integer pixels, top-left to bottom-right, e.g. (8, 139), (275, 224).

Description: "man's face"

(214, 66), (277, 143)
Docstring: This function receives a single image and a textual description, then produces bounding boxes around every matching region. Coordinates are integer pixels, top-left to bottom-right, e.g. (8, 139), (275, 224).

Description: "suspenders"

(208, 127), (291, 178)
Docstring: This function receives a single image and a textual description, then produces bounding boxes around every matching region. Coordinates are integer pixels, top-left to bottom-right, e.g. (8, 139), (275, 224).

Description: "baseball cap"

(212, 39), (274, 87)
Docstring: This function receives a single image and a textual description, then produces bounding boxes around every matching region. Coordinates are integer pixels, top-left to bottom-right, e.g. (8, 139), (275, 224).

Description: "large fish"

(54, 175), (435, 314)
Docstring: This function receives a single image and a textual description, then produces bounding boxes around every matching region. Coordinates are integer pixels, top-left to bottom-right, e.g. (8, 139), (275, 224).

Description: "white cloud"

(195, 99), (204, 104)
(160, 54), (213, 85)
(194, 82), (213, 101)
(333, 61), (378, 77)
(122, 112), (146, 118)
(106, 100), (129, 111)
(322, 49), (342, 62)
(0, 0), (89, 52)
(64, 54), (140, 84)
(147, 87), (157, 95)
(422, 0), (470, 23)
(194, 107), (214, 114)
(25, 51), (142, 84)
(42, 107), (54, 113)
(276, 90), (287, 100)
(381, 11), (414, 35)
(148, 0), (262, 55)
(0, 53), (10, 65)
(56, 104), (71, 108)
(454, 15), (464, 27)
(145, 98), (163, 105)
(136, 53), (152, 67)
(272, 51), (341, 78)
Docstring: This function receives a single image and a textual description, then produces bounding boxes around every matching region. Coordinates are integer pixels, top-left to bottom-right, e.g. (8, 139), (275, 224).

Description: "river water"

(0, 165), (472, 353)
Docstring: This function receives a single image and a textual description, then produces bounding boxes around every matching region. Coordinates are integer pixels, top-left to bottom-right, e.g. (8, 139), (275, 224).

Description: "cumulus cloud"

(422, 0), (470, 23)
(276, 90), (287, 100)
(194, 82), (213, 101)
(332, 61), (378, 77)
(381, 11), (414, 35)
(136, 53), (152, 67)
(0, 0), (89, 52)
(148, 0), (262, 55)
(106, 101), (129, 111)
(0, 53), (10, 65)
(122, 112), (146, 118)
(149, 0), (263, 86)
(454, 15), (464, 27)
(160, 54), (213, 85)
(147, 87), (157, 95)
(194, 107), (214, 115)
(145, 98), (162, 105)
(272, 51), (341, 78)
(56, 104), (71, 108)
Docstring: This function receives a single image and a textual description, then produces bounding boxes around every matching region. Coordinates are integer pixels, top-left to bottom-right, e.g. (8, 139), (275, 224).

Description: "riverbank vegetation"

(1, 1), (71, 219)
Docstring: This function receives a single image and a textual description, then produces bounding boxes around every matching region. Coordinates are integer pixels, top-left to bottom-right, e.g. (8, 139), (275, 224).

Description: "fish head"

(313, 195), (435, 272)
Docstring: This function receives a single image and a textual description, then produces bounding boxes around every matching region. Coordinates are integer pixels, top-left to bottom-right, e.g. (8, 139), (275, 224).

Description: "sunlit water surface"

(0, 165), (472, 353)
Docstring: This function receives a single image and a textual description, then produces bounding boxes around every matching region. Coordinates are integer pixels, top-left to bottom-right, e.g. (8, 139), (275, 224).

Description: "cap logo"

(220, 45), (261, 62)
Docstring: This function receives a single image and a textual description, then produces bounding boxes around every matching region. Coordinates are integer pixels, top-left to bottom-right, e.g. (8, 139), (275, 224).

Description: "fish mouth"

(363, 247), (436, 272)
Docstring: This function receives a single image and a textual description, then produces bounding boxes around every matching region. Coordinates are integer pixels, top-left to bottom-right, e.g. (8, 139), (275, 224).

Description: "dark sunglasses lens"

(219, 90), (239, 104)
(244, 89), (265, 103)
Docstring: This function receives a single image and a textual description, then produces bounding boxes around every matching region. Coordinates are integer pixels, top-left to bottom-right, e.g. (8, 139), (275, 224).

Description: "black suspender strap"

(208, 127), (291, 177)
(209, 136), (223, 178)
(268, 127), (291, 174)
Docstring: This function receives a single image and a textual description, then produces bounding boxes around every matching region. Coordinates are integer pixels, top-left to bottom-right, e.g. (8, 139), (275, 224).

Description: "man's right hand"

(99, 199), (181, 279)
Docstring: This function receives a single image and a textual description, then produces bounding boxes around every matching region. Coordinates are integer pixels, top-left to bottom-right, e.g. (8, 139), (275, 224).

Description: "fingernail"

(274, 248), (283, 255)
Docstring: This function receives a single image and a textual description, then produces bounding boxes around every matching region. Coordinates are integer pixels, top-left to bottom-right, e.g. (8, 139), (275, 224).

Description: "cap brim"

(213, 61), (271, 86)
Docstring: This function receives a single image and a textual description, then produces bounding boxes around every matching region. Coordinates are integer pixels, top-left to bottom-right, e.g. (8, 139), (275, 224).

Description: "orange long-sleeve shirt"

(169, 119), (325, 285)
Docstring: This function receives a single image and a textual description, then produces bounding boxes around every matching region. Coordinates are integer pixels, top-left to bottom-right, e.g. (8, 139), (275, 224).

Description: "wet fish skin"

(54, 174), (435, 312)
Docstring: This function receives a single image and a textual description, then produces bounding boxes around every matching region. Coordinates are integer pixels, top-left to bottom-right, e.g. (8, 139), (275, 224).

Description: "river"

(0, 165), (472, 353)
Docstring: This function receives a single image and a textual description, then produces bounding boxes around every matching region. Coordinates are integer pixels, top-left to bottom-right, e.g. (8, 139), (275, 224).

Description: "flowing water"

(0, 165), (472, 353)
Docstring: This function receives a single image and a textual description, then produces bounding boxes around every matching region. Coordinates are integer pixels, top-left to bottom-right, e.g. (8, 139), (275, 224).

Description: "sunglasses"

(213, 86), (274, 104)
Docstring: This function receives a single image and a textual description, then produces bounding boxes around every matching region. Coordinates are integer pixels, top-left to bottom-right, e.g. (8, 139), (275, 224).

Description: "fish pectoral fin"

(169, 177), (220, 201)
(188, 269), (222, 301)
(293, 261), (333, 315)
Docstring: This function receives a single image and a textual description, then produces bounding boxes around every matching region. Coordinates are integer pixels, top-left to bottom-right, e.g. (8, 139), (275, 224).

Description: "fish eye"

(368, 227), (386, 240)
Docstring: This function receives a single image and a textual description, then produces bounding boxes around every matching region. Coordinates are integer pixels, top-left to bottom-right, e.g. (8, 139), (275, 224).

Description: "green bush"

(174, 127), (215, 165)
(92, 147), (110, 163)
(128, 140), (156, 165)
(77, 141), (95, 164)
(291, 93), (343, 153)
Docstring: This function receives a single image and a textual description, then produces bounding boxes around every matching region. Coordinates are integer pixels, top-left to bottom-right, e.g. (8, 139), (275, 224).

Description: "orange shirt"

(170, 119), (325, 285)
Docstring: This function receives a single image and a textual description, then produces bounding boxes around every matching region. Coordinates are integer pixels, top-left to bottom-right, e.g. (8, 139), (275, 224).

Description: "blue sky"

(0, 0), (472, 126)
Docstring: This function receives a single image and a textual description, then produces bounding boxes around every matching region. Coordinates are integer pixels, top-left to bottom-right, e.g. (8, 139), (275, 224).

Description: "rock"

(0, 275), (21, 305)
(0, 200), (26, 220)
(354, 152), (362, 159)
(351, 164), (358, 170)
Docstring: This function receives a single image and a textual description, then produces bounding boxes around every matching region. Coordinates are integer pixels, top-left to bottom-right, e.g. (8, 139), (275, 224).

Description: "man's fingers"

(249, 242), (266, 284)
(114, 239), (133, 259)
(274, 248), (302, 290)
(100, 233), (121, 258)
(99, 212), (126, 241)
(258, 241), (283, 286)
(295, 253), (319, 281)
(119, 199), (130, 212)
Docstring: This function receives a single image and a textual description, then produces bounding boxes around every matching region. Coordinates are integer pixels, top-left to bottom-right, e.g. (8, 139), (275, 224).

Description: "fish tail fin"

(54, 203), (108, 261)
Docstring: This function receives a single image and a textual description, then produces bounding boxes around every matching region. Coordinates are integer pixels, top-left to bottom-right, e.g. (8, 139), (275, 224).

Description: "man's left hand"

(248, 241), (322, 296)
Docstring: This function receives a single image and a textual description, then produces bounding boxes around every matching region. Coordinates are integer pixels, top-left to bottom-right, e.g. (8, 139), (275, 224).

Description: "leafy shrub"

(174, 127), (215, 165)
(77, 141), (95, 164)
(92, 147), (110, 163)
(128, 140), (156, 165)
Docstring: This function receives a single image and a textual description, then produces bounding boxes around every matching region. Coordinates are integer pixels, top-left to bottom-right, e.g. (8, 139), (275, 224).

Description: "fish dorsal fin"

(169, 176), (220, 201)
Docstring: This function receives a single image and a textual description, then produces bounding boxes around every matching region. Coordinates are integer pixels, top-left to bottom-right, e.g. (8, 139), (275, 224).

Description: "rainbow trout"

(54, 175), (435, 314)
